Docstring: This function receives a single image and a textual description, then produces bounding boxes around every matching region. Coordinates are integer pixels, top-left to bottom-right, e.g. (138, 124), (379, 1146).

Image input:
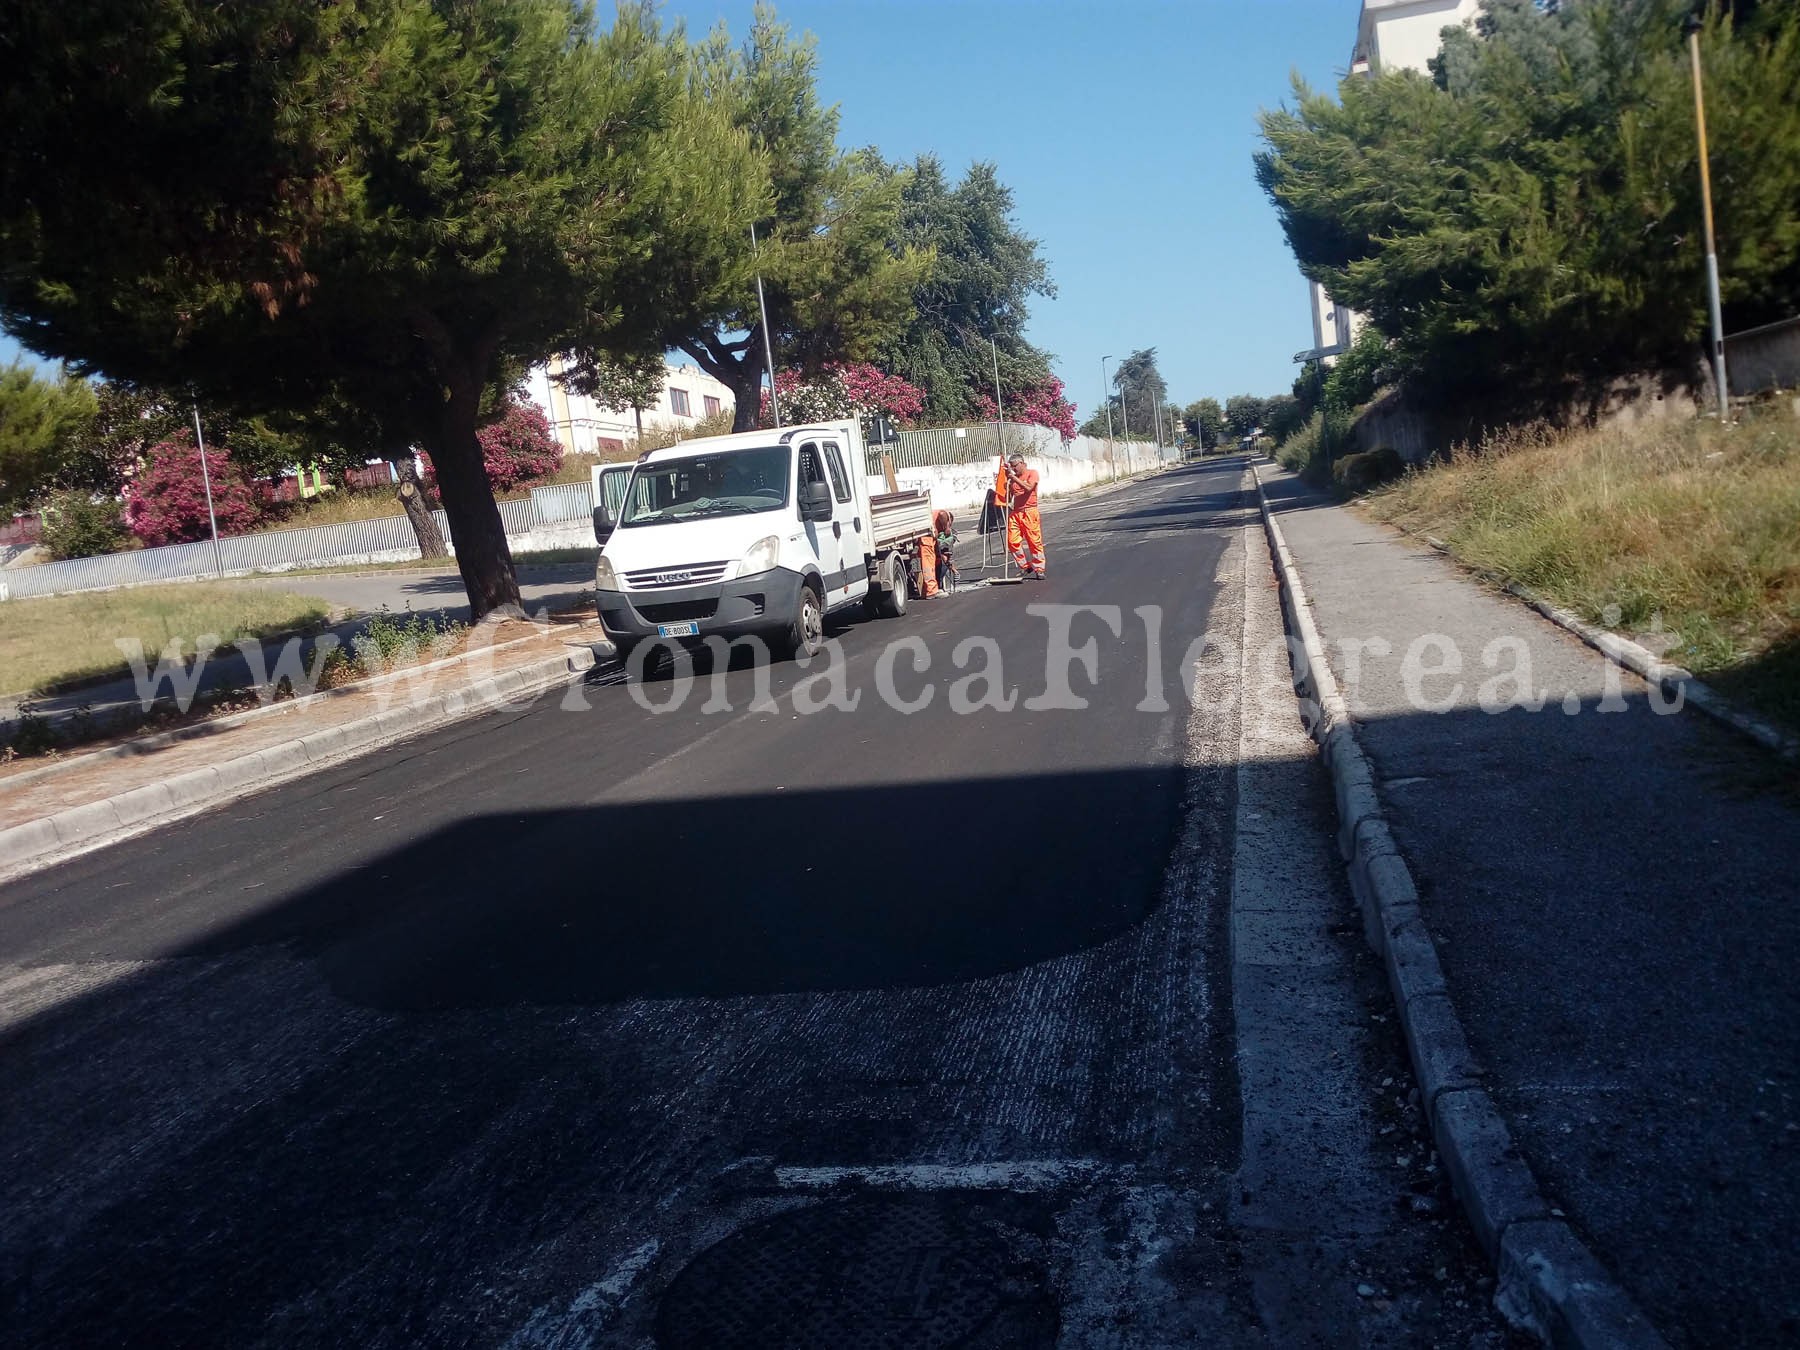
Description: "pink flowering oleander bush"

(976, 376), (1078, 442)
(760, 363), (927, 428)
(123, 437), (263, 546)
(425, 396), (564, 494)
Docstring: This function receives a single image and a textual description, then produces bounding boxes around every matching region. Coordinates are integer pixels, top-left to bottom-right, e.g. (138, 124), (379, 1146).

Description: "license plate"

(656, 621), (699, 638)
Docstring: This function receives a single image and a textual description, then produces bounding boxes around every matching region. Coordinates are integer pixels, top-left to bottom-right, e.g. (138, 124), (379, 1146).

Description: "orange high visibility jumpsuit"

(995, 460), (1045, 574)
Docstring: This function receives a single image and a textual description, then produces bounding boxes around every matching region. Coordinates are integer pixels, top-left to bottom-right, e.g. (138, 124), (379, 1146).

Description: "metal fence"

(527, 481), (597, 524)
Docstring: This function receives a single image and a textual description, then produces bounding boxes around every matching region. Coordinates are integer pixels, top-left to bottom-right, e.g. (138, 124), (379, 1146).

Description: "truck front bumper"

(596, 566), (804, 643)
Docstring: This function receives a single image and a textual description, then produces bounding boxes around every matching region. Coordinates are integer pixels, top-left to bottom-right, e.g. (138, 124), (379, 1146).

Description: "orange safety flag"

(917, 534), (938, 597)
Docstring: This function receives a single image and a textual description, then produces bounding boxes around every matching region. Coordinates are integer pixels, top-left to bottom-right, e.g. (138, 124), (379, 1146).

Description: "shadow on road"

(179, 768), (1185, 1009)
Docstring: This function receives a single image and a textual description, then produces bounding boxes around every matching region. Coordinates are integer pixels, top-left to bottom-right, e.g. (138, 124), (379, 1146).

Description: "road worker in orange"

(995, 451), (1045, 579)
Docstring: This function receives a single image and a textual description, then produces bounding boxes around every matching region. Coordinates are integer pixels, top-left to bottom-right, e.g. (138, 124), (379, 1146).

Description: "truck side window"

(798, 444), (831, 518)
(822, 442), (851, 503)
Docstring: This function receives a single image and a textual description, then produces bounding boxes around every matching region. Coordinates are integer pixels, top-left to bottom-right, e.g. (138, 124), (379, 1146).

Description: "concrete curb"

(0, 642), (604, 883)
(1250, 461), (1667, 1350)
(1401, 527), (1797, 764)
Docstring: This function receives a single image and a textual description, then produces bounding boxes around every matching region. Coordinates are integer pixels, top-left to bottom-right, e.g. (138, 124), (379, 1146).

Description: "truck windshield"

(619, 446), (790, 527)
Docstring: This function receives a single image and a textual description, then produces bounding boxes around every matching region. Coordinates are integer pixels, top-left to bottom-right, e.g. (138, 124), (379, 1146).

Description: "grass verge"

(0, 583), (331, 696)
(1362, 409), (1800, 732)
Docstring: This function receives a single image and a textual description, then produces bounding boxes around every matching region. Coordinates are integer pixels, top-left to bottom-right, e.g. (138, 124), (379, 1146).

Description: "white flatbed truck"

(589, 419), (932, 661)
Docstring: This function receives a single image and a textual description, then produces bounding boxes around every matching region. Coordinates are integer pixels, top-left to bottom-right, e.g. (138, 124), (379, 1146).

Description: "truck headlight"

(738, 534), (780, 577)
(594, 553), (622, 592)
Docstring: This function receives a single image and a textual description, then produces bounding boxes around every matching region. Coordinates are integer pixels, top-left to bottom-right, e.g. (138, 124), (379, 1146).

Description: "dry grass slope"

(1364, 410), (1800, 729)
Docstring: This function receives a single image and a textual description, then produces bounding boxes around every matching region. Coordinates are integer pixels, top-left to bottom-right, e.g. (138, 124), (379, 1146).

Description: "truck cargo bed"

(869, 488), (933, 550)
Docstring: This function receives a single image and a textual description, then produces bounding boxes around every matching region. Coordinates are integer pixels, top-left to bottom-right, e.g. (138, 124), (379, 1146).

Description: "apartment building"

(525, 358), (737, 457)
(1297, 0), (1483, 366)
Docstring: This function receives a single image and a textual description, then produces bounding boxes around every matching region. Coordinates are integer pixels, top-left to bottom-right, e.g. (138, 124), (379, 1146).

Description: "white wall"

(525, 358), (737, 457)
(1355, 0), (1481, 76)
(873, 447), (1169, 523)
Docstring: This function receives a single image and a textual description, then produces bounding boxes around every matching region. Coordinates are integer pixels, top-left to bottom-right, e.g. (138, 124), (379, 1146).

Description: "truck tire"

(882, 556), (909, 617)
(865, 556), (908, 620)
(777, 580), (825, 660)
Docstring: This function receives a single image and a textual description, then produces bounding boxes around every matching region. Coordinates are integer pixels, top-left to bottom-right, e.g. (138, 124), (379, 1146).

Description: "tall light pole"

(1116, 359), (1132, 473)
(990, 336), (1008, 452)
(1100, 355), (1118, 480)
(1686, 8), (1729, 421)
(191, 403), (224, 578)
(750, 221), (781, 426)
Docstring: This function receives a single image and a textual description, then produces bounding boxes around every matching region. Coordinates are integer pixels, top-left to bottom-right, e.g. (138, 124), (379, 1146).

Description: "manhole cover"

(654, 1194), (1058, 1349)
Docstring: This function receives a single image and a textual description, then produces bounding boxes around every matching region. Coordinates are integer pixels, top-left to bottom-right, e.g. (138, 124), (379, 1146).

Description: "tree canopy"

(1184, 398), (1226, 449)
(1114, 349), (1168, 439)
(877, 154), (1065, 426)
(1, 0), (762, 618)
(0, 362), (97, 511)
(1256, 0), (1800, 408)
(661, 4), (927, 432)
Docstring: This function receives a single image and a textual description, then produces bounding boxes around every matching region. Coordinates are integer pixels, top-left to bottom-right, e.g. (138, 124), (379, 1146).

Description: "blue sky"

(3, 0), (1360, 419)
(687, 0), (1358, 417)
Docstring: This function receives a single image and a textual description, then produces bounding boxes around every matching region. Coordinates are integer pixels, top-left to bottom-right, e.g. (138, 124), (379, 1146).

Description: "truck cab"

(591, 421), (915, 660)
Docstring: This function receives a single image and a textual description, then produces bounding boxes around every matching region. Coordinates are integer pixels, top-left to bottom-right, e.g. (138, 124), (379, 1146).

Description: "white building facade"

(1299, 0), (1482, 366)
(525, 358), (737, 457)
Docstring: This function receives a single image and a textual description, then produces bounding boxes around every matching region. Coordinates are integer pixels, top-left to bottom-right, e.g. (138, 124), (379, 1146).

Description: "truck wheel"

(866, 558), (908, 620)
(883, 557), (909, 617)
(779, 582), (825, 660)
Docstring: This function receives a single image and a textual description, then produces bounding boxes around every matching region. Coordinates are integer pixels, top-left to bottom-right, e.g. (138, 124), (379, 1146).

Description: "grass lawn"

(0, 583), (331, 696)
(1362, 408), (1800, 731)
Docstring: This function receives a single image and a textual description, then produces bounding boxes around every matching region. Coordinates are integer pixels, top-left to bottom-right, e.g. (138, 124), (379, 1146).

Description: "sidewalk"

(1258, 464), (1799, 1347)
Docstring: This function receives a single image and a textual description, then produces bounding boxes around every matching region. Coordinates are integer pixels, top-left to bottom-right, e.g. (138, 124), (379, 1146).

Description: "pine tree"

(0, 0), (761, 619)
(1256, 0), (1800, 408)
(660, 4), (929, 433)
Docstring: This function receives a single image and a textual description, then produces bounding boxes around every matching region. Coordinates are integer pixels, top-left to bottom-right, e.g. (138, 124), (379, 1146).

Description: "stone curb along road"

(0, 631), (607, 884)
(1249, 462), (1668, 1350)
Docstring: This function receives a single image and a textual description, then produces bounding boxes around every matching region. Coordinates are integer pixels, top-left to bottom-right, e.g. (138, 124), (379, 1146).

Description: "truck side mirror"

(800, 480), (832, 522)
(592, 502), (615, 543)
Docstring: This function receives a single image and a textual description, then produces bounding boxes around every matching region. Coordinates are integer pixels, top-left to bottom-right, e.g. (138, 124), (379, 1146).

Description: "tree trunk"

(727, 362), (766, 433)
(420, 386), (521, 622)
(393, 458), (448, 559)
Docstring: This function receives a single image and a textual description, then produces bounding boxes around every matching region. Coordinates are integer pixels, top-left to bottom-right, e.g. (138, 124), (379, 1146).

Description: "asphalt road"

(0, 459), (1517, 1347)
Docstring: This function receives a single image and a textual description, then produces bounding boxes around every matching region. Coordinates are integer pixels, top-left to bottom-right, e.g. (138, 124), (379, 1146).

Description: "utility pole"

(1101, 355), (1118, 480)
(191, 403), (224, 578)
(750, 221), (781, 427)
(1117, 364), (1132, 474)
(991, 337), (1008, 453)
(1686, 8), (1729, 420)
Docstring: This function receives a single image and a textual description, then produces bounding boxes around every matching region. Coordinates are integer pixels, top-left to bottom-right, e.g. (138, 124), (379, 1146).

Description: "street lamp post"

(191, 403), (224, 578)
(1100, 355), (1118, 480)
(1117, 366), (1132, 474)
(750, 221), (781, 427)
(1686, 9), (1729, 421)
